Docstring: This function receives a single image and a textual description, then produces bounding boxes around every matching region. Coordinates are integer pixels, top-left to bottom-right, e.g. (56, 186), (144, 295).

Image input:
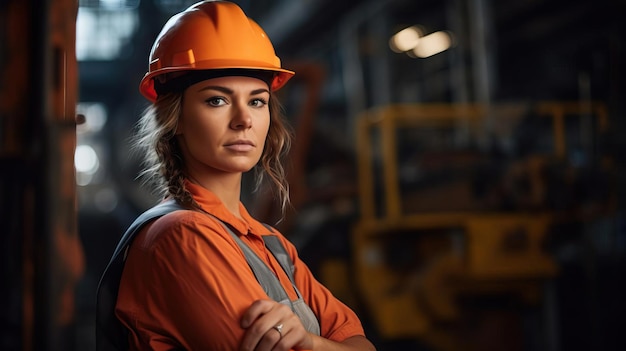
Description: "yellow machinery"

(349, 102), (613, 350)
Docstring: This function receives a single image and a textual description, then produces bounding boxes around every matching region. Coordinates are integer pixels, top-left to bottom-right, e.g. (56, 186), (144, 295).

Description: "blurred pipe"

(339, 20), (365, 143)
(368, 11), (392, 108)
(339, 0), (393, 143)
(543, 280), (561, 351)
(447, 0), (469, 104)
(468, 0), (495, 147)
(29, 0), (53, 349)
(447, 0), (471, 145)
(468, 0), (494, 103)
(29, 0), (83, 349)
(578, 71), (594, 160)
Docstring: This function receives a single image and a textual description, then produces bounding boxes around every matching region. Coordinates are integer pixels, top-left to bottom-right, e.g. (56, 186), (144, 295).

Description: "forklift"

(344, 102), (614, 350)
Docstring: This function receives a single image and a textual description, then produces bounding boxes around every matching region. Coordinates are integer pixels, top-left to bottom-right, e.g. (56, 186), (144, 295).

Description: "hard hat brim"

(140, 63), (295, 102)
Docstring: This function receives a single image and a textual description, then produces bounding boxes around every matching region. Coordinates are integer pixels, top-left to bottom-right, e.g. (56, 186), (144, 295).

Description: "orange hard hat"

(139, 1), (295, 102)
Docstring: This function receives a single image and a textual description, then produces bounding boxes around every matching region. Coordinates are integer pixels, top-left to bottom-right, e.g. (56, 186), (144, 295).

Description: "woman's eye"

(206, 97), (226, 106)
(250, 98), (268, 108)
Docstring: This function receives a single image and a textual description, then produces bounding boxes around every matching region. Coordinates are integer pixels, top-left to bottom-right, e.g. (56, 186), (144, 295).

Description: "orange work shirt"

(115, 181), (365, 350)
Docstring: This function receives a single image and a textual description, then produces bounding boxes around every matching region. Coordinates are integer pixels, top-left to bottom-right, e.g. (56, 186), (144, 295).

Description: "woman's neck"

(187, 173), (243, 219)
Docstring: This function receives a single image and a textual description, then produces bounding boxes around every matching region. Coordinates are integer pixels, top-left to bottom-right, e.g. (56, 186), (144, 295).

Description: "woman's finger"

(240, 299), (274, 328)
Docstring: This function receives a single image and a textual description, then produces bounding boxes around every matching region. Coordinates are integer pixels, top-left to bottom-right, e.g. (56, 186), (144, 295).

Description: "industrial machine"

(346, 102), (614, 350)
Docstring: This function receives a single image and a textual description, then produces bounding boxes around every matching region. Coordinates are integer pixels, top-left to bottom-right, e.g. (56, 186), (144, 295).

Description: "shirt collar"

(184, 180), (270, 236)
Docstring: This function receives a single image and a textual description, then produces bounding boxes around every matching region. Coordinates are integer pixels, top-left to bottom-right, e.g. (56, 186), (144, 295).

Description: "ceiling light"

(412, 31), (453, 58)
(389, 26), (423, 53)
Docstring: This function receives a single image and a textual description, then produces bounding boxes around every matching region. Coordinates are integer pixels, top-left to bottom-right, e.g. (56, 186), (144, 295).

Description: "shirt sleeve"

(274, 233), (367, 342)
(115, 210), (271, 350)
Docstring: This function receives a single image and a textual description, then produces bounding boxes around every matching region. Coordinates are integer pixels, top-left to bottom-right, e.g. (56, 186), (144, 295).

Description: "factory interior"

(1, 0), (625, 350)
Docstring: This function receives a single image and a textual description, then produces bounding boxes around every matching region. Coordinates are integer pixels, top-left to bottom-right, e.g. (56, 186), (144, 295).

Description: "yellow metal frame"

(351, 102), (609, 346)
(356, 102), (609, 222)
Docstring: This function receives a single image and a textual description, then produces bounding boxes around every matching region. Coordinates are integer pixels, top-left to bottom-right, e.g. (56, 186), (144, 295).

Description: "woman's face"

(176, 75), (271, 177)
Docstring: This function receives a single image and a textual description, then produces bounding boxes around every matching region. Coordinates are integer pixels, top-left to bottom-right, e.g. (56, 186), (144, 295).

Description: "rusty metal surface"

(0, 0), (84, 350)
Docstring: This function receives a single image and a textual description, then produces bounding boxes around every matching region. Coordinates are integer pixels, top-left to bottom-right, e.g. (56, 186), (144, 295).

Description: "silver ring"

(273, 323), (284, 337)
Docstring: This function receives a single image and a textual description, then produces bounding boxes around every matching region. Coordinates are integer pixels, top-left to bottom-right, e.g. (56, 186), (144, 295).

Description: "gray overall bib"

(225, 222), (321, 336)
(96, 199), (320, 351)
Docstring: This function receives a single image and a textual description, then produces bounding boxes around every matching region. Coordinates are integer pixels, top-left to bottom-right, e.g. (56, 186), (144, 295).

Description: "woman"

(98, 1), (376, 350)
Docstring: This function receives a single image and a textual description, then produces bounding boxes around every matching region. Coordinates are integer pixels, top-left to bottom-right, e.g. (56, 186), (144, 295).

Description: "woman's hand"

(240, 299), (314, 351)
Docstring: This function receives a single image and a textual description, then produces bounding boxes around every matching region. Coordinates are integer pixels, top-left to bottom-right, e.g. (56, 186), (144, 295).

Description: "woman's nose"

(230, 103), (252, 130)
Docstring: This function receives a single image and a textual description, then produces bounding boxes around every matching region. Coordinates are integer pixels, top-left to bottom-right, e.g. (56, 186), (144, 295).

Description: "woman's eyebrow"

(250, 88), (270, 95)
(197, 85), (232, 94)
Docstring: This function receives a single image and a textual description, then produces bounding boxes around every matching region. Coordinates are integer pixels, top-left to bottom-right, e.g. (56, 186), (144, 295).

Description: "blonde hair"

(134, 90), (292, 213)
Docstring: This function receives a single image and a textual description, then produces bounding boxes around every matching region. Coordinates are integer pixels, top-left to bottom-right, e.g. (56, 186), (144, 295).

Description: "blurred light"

(75, 145), (100, 175)
(411, 31), (453, 58)
(76, 7), (139, 60)
(78, 0), (139, 9)
(156, 0), (199, 13)
(100, 0), (134, 9)
(95, 188), (119, 212)
(76, 172), (94, 187)
(389, 26), (422, 53)
(77, 102), (108, 133)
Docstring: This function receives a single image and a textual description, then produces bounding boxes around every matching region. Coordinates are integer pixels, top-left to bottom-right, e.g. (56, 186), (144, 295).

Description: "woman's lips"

(224, 140), (255, 152)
